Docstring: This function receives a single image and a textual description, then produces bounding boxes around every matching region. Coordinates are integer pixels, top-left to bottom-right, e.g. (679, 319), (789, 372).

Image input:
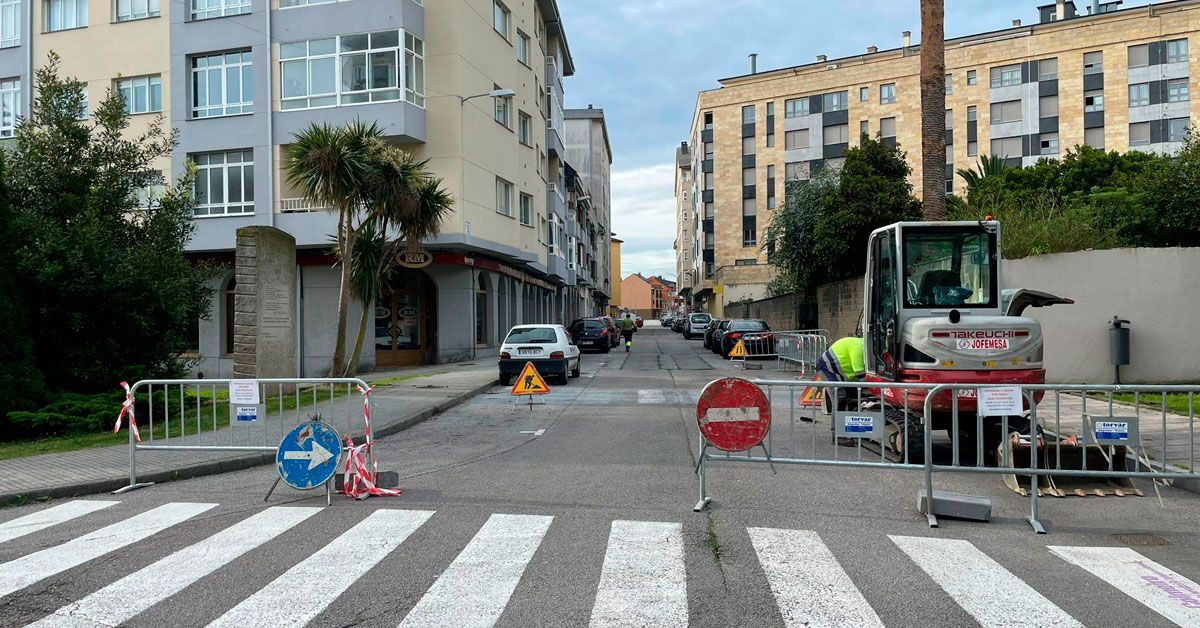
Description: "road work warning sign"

(728, 340), (747, 358)
(511, 361), (551, 396)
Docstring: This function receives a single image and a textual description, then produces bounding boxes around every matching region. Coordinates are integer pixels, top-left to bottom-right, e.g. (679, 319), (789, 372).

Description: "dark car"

(709, 319), (735, 354)
(568, 318), (613, 353)
(703, 319), (727, 350)
(719, 319), (773, 358)
(598, 316), (620, 347)
(671, 316), (686, 333)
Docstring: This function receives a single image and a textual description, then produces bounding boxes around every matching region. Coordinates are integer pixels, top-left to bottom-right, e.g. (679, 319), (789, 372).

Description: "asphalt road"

(2, 324), (1199, 627)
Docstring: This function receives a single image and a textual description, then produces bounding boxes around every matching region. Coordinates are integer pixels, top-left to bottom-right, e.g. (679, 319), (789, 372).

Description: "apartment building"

(608, 236), (622, 316)
(680, 0), (1198, 316)
(564, 105), (614, 319)
(3, 0), (607, 373)
(673, 141), (694, 306)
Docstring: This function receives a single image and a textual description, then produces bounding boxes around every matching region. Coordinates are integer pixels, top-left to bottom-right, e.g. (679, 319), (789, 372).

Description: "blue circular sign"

(276, 421), (343, 490)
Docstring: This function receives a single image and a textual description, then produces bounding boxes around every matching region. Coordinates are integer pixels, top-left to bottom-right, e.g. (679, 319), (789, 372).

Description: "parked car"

(660, 315), (674, 327)
(498, 324), (581, 386)
(598, 316), (620, 347)
(672, 316), (687, 333)
(568, 318), (612, 353)
(683, 313), (712, 340)
(719, 319), (773, 358)
(708, 319), (733, 353)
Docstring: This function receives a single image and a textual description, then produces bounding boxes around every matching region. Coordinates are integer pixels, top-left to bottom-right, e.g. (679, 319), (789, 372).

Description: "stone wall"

(817, 277), (864, 341)
(724, 293), (807, 331)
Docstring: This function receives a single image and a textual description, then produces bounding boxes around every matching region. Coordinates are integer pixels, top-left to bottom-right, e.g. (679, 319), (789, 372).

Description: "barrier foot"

(693, 497), (712, 512)
(111, 482), (154, 495)
(1027, 516), (1046, 535)
(926, 513), (939, 528)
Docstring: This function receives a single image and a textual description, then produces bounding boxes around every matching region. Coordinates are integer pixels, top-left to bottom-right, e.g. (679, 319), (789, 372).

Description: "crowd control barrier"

(774, 331), (828, 375)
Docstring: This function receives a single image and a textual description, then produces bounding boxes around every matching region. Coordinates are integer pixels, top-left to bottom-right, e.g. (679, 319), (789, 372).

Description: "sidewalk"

(0, 361), (499, 503)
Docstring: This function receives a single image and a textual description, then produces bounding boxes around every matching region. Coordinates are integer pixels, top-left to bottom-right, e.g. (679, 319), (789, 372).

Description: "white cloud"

(611, 162), (678, 279)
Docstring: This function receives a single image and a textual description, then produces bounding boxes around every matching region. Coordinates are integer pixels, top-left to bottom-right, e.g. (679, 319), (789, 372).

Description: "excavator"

(831, 220), (1132, 496)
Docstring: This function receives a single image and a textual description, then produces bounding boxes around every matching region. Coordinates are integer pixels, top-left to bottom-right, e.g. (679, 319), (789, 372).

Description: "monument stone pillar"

(233, 226), (297, 379)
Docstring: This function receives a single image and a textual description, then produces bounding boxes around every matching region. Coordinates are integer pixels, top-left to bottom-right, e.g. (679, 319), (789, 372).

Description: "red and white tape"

(341, 384), (400, 498)
(113, 381), (142, 443)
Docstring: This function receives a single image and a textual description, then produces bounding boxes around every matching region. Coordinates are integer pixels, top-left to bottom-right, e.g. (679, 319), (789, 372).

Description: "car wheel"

(601, 344), (610, 353)
(559, 368), (570, 385)
(684, 332), (691, 340)
(499, 374), (511, 387)
(571, 360), (581, 378)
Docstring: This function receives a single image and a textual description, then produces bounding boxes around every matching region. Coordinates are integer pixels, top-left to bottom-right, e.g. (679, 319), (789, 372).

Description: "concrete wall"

(1003, 248), (1200, 384)
(817, 276), (864, 341)
(298, 266), (367, 377)
(724, 293), (806, 331)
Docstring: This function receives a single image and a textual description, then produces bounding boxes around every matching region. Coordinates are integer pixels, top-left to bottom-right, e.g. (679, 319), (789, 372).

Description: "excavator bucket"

(1001, 433), (1142, 497)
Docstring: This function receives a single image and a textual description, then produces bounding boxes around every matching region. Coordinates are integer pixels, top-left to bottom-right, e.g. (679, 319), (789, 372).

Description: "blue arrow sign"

(276, 421), (342, 490)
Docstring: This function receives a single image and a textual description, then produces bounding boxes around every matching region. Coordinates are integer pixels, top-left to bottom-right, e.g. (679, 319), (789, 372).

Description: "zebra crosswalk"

(1, 500), (1198, 627)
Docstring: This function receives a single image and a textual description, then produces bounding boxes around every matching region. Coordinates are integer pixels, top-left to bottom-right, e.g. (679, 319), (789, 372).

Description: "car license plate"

(518, 347), (540, 355)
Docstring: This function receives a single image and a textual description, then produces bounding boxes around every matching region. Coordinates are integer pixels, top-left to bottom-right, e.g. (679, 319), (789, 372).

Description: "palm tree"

(956, 155), (1010, 194)
(920, 0), (946, 219)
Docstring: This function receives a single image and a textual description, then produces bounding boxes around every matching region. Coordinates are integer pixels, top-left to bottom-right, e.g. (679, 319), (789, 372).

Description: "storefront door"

(375, 270), (435, 367)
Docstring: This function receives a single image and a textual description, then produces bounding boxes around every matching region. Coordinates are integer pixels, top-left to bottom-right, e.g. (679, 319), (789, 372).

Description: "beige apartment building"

(679, 0), (1198, 315)
(6, 0), (611, 374)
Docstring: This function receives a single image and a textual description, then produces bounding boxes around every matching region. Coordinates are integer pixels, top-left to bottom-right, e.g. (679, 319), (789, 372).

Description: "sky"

(556, 0), (1152, 280)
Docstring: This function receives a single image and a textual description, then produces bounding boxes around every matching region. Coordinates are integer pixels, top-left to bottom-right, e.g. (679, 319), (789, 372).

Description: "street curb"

(1, 378), (498, 506)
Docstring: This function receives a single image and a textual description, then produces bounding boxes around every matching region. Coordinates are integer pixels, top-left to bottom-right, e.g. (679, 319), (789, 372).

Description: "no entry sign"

(696, 377), (771, 452)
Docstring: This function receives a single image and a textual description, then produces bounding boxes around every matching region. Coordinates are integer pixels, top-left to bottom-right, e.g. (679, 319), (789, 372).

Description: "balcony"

(545, 61), (565, 157)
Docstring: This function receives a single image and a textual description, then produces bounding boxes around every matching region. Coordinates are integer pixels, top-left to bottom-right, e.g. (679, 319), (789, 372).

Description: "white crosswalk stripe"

(589, 520), (688, 628)
(208, 508), (433, 627)
(1049, 545), (1200, 627)
(399, 514), (553, 628)
(0, 500), (119, 545)
(30, 506), (322, 628)
(748, 527), (884, 628)
(0, 502), (216, 599)
(891, 535), (1083, 628)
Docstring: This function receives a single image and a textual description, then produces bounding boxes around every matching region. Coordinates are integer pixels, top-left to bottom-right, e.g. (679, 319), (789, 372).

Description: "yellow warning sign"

(728, 340), (747, 358)
(511, 361), (551, 396)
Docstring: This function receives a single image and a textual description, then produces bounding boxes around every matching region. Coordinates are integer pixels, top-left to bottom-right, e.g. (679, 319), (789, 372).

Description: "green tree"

(1139, 129), (1200, 246)
(0, 155), (45, 426)
(8, 54), (209, 393)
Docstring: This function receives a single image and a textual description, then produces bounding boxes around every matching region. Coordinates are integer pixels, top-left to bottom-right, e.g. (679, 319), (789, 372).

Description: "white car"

(498, 324), (581, 386)
(684, 313), (712, 339)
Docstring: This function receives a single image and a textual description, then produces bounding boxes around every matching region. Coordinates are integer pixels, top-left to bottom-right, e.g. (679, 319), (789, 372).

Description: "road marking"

(0, 500), (119, 545)
(748, 527), (884, 628)
(637, 390), (667, 405)
(519, 429), (546, 436)
(891, 535), (1082, 628)
(0, 502), (216, 599)
(209, 508), (434, 627)
(1049, 545), (1200, 626)
(31, 506), (322, 628)
(399, 513), (553, 628)
(590, 520), (687, 627)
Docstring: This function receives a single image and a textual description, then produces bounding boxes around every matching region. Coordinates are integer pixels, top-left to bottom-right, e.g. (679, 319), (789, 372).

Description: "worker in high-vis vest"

(816, 336), (865, 382)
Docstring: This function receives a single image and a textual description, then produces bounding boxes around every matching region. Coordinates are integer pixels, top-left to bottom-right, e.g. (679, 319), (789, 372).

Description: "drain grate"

(1112, 533), (1169, 547)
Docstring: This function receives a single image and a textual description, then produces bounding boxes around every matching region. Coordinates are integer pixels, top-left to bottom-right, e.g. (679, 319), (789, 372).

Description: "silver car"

(683, 313), (712, 340)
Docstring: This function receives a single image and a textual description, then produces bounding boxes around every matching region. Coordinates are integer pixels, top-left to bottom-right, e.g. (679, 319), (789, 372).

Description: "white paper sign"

(229, 380), (260, 405)
(978, 386), (1024, 417)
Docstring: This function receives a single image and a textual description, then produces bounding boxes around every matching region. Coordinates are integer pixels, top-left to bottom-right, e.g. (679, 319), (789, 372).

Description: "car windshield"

(903, 227), (997, 308)
(691, 314), (711, 323)
(505, 327), (558, 344)
(570, 320), (603, 331)
(731, 320), (768, 331)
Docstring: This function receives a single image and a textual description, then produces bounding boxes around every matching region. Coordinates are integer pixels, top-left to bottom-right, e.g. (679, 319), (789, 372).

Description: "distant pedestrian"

(621, 313), (636, 352)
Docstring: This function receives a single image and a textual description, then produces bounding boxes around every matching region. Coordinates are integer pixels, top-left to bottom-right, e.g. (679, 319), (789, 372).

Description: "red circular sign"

(696, 378), (771, 452)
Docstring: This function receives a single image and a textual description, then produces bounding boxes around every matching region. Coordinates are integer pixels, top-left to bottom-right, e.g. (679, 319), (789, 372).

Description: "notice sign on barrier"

(696, 377), (771, 452)
(229, 379), (260, 405)
(233, 405), (260, 424)
(978, 386), (1023, 417)
(835, 410), (883, 438)
(1085, 415), (1139, 446)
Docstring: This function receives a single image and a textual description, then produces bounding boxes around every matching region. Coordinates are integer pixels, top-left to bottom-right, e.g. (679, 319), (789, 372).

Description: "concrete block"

(917, 488), (993, 522)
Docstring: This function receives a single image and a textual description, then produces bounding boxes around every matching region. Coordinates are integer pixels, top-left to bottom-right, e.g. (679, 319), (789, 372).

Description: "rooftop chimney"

(902, 31), (911, 47)
(867, 45), (878, 54)
(816, 54), (827, 62)
(748, 52), (758, 74)
(1012, 19), (1022, 27)
(1057, 0), (1067, 20)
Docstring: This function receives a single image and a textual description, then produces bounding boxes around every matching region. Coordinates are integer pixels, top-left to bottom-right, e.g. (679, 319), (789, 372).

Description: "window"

(0, 78), (16, 138)
(516, 30), (530, 65)
(742, 230), (757, 248)
(990, 100), (1021, 124)
(742, 197), (756, 215)
(493, 1), (509, 39)
(1039, 132), (1059, 155)
(703, 141), (713, 159)
(1084, 90), (1104, 112)
(944, 74), (953, 95)
(73, 86), (87, 119)
(785, 161), (809, 180)
(1129, 122), (1150, 146)
(824, 124), (848, 145)
(784, 97), (808, 118)
(859, 119), (868, 137)
(902, 227), (995, 308)
(518, 111), (532, 145)
(967, 105), (977, 122)
(494, 85), (511, 127)
(784, 129), (808, 150)
(1168, 79), (1189, 103)
(966, 69), (977, 86)
(990, 136), (1022, 158)
(735, 259), (757, 266)
(192, 51), (252, 118)
(1128, 44), (1149, 68)
(879, 117), (896, 138)
(1167, 38), (1189, 64)
(967, 141), (978, 157)
(879, 83), (896, 104)
(1038, 58), (1058, 81)
(1083, 51), (1103, 75)
(495, 178), (513, 216)
(766, 132), (774, 148)
(741, 168), (755, 186)
(1039, 95), (1058, 118)
(1168, 117), (1190, 143)
(1129, 83), (1149, 108)
(990, 64), (1021, 88)
(945, 109), (954, 129)
(704, 111), (713, 129)
(1084, 127), (1104, 150)
(190, 0), (249, 20)
(859, 86), (869, 102)
(742, 104), (755, 124)
(537, 149), (544, 177)
(117, 75), (162, 114)
(45, 0), (87, 30)
(741, 135), (755, 155)
(0, 0), (17, 47)
(115, 0), (159, 20)
(280, 0), (335, 7)
(404, 33), (425, 106)
(823, 91), (848, 112)
(703, 171), (712, 190)
(132, 172), (165, 208)
(191, 149), (254, 216)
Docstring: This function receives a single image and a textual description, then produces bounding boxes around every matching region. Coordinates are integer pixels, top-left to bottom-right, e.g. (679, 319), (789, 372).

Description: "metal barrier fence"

(694, 378), (1200, 534)
(114, 378), (370, 494)
(774, 330), (828, 375)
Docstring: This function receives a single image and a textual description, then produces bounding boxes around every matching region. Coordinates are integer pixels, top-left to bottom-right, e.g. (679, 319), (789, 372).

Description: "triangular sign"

(511, 361), (551, 396)
(728, 340), (747, 358)
(799, 385), (823, 407)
